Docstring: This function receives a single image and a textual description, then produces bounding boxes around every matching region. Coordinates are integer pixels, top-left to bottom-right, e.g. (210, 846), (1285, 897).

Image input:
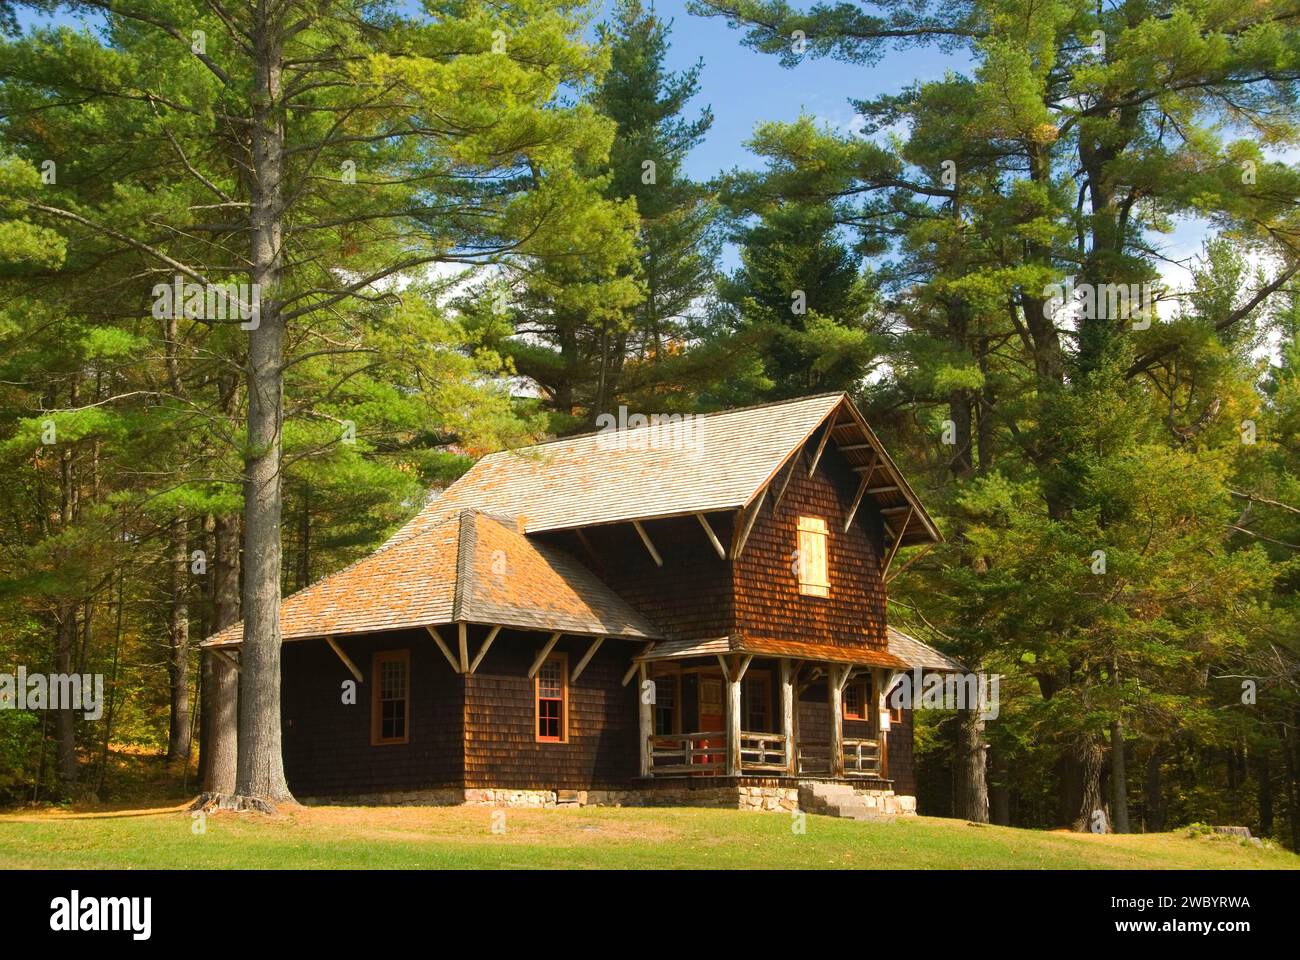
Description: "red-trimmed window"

(536, 655), (568, 743)
(842, 680), (869, 721)
(371, 650), (410, 745)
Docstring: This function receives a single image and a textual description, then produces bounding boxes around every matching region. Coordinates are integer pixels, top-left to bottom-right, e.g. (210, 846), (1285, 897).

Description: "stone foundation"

(302, 781), (917, 815)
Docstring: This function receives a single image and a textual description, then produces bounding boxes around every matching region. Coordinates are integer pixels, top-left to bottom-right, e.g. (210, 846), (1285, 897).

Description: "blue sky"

(643, 0), (968, 182)
(11, 1), (1245, 298)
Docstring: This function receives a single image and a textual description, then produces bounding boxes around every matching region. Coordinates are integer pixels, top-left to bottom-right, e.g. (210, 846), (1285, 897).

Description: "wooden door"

(697, 675), (725, 771)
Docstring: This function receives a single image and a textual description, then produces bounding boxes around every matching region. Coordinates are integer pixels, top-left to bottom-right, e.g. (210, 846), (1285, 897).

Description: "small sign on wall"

(878, 708), (891, 732)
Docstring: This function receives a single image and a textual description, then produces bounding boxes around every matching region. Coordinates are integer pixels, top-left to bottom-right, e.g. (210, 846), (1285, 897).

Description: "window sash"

(843, 681), (868, 721)
(371, 650), (410, 745)
(535, 654), (568, 742)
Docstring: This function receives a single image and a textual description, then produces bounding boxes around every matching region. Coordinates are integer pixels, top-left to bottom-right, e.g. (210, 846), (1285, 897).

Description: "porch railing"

(649, 732), (881, 778)
(648, 731), (725, 775)
(842, 737), (881, 777)
(795, 738), (882, 777)
(738, 732), (788, 773)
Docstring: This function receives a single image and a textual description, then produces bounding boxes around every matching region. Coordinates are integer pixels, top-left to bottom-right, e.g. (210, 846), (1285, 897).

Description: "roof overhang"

(636, 635), (907, 670)
(744, 394), (942, 549)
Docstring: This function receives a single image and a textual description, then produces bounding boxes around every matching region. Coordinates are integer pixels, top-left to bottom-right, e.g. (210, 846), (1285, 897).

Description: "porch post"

(828, 665), (845, 777)
(638, 662), (652, 778)
(780, 659), (795, 775)
(725, 659), (742, 777)
(875, 668), (889, 780)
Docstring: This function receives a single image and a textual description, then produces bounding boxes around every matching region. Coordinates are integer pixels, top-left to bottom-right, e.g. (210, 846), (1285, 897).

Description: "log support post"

(780, 658), (795, 775)
(727, 667), (742, 778)
(828, 665), (845, 778)
(638, 662), (652, 778)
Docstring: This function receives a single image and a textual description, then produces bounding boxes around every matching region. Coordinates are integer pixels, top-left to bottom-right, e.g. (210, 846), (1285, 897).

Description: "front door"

(697, 675), (725, 771)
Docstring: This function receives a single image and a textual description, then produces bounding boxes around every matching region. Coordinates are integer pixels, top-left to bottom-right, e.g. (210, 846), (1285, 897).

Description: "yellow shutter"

(797, 516), (829, 597)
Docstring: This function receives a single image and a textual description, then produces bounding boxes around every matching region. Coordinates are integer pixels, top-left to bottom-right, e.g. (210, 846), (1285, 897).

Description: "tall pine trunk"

(54, 604), (78, 791)
(1109, 716), (1129, 832)
(955, 707), (989, 822)
(234, 4), (293, 805)
(166, 516), (191, 760)
(201, 514), (240, 795)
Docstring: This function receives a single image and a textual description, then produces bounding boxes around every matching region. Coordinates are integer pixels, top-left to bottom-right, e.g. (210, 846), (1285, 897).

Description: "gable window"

(653, 672), (679, 735)
(797, 516), (830, 597)
(536, 654), (568, 743)
(842, 679), (870, 722)
(371, 650), (410, 745)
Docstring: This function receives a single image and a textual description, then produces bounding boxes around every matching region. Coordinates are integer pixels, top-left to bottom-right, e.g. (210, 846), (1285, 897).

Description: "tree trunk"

(234, 4), (293, 806)
(955, 707), (988, 822)
(1144, 746), (1165, 832)
(54, 604), (78, 792)
(989, 745), (1010, 825)
(166, 516), (191, 760)
(1109, 716), (1129, 833)
(1072, 733), (1108, 832)
(202, 515), (240, 795)
(1256, 748), (1273, 839)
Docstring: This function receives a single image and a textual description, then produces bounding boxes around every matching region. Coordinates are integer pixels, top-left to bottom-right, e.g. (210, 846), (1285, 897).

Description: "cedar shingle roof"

(204, 393), (940, 652)
(886, 627), (966, 672)
(383, 392), (941, 549)
(635, 629), (965, 673)
(637, 635), (907, 669)
(204, 509), (662, 647)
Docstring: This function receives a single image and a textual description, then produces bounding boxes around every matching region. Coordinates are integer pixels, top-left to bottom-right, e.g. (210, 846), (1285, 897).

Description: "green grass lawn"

(0, 804), (1295, 869)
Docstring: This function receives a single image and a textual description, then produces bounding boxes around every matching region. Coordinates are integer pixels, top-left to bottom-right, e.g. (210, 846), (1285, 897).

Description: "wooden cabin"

(204, 393), (963, 813)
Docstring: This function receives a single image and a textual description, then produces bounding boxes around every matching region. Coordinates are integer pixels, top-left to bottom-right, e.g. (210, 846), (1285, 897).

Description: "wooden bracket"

(426, 625), (461, 673)
(731, 488), (767, 560)
(325, 635), (362, 683)
(527, 632), (562, 679)
(622, 642), (656, 686)
(844, 473), (871, 533)
(696, 513), (727, 560)
(772, 456), (798, 512)
(633, 520), (663, 567)
(881, 505), (914, 575)
(807, 421), (832, 476)
(468, 625), (501, 675)
(571, 636), (605, 682)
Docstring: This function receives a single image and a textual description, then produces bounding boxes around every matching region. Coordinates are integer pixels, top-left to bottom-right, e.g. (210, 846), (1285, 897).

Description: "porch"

(632, 640), (905, 782)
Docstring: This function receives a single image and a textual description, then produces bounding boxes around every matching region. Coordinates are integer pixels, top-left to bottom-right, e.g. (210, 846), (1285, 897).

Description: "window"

(371, 650), (410, 745)
(890, 704), (905, 726)
(535, 654), (568, 742)
(653, 673), (679, 735)
(744, 673), (772, 731)
(797, 516), (830, 597)
(842, 679), (869, 722)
